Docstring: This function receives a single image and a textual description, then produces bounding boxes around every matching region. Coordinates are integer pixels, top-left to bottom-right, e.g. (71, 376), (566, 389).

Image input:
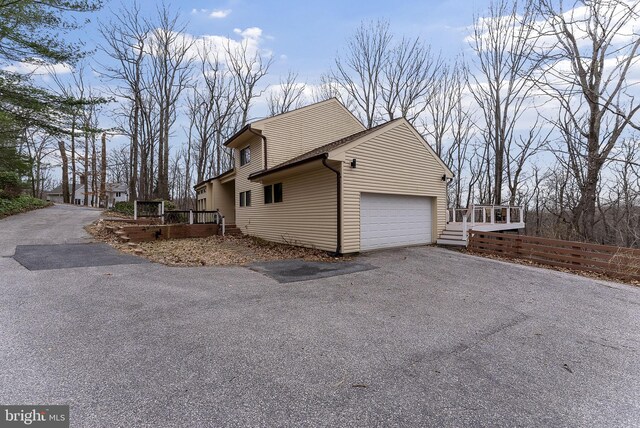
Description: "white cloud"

(233, 27), (263, 40)
(190, 8), (232, 19)
(3, 61), (73, 76)
(210, 9), (231, 19)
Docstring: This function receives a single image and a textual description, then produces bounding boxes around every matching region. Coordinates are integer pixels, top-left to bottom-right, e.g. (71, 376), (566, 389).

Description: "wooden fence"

(468, 231), (640, 282)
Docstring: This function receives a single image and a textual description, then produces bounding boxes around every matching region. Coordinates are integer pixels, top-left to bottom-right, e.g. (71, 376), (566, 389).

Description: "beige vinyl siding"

(236, 157), (337, 251)
(210, 180), (235, 224)
(342, 122), (448, 253)
(256, 100), (364, 168)
(235, 134), (264, 232)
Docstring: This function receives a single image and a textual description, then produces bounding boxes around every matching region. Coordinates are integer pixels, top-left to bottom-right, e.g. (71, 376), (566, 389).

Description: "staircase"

(222, 224), (242, 236)
(436, 227), (467, 246)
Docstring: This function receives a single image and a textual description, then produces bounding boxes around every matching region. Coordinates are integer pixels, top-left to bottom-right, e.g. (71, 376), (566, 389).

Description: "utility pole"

(100, 132), (107, 208)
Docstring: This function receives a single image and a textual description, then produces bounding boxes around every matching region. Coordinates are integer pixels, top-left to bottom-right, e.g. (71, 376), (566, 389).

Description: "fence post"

(222, 216), (225, 236)
(189, 210), (193, 225)
(160, 201), (165, 225)
(490, 206), (495, 224)
(462, 216), (468, 242)
(506, 206), (511, 224)
(134, 201), (138, 220)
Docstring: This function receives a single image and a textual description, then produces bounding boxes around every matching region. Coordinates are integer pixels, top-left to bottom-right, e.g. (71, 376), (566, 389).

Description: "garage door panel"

(360, 193), (432, 251)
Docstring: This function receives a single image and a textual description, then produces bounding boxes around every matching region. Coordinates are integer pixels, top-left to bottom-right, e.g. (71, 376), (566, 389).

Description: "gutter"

(322, 154), (342, 256)
(248, 153), (327, 180)
(222, 124), (251, 147)
(248, 127), (268, 170)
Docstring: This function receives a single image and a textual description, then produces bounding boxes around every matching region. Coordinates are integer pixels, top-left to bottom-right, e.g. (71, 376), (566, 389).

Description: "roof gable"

(251, 98), (362, 130)
(329, 118), (454, 177)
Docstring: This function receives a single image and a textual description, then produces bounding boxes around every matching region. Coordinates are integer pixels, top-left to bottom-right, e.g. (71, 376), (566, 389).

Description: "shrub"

(0, 172), (23, 199)
(0, 195), (51, 218)
(111, 201), (134, 216)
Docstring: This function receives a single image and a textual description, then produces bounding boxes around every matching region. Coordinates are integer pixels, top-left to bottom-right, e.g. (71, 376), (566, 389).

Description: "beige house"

(194, 98), (453, 254)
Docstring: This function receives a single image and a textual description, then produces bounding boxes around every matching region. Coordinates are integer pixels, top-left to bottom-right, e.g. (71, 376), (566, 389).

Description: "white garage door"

(360, 193), (433, 251)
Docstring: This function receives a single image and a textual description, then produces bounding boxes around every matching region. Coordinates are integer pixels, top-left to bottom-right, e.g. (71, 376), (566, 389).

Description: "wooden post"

(134, 201), (138, 220)
(490, 206), (495, 224)
(189, 210), (193, 225)
(506, 206), (511, 224)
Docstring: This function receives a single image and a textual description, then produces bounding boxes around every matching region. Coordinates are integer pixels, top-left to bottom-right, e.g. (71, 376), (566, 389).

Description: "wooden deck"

(437, 205), (525, 246)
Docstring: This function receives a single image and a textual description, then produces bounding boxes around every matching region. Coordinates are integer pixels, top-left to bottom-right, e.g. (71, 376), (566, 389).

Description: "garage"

(360, 193), (433, 251)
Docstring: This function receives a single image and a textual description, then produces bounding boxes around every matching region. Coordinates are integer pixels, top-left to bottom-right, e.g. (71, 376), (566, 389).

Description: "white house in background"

(46, 182), (128, 208)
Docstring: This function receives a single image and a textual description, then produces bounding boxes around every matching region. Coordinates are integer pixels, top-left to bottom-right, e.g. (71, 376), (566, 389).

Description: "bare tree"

(226, 39), (273, 126)
(147, 5), (194, 199)
(423, 59), (476, 208)
(330, 20), (441, 127)
(22, 128), (56, 198)
(505, 117), (548, 205)
(468, 0), (540, 205)
(188, 43), (238, 183)
(267, 71), (306, 115)
(380, 37), (442, 123)
(98, 1), (150, 202)
(57, 140), (70, 203)
(533, 0), (640, 241)
(331, 20), (391, 127)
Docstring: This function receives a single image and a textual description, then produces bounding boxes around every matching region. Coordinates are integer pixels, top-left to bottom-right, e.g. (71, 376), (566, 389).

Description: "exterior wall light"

(351, 159), (357, 168)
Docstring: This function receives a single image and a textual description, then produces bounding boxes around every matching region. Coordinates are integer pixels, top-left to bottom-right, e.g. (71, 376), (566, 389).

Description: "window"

(264, 183), (283, 204)
(240, 147), (251, 166)
(274, 183), (283, 203)
(115, 192), (122, 197)
(239, 190), (251, 207)
(264, 185), (272, 204)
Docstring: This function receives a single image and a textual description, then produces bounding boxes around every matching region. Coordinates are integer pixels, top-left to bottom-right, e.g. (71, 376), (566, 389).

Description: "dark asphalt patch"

(248, 259), (375, 283)
(13, 243), (148, 271)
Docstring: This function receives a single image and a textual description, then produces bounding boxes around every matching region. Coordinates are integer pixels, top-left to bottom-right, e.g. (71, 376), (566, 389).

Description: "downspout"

(248, 127), (268, 170)
(322, 155), (342, 256)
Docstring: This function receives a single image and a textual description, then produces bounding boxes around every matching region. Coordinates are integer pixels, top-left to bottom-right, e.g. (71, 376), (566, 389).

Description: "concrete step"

(436, 238), (467, 247)
(441, 230), (464, 237)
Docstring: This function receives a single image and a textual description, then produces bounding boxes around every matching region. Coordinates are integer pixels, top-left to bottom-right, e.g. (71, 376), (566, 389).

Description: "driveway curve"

(1, 204), (639, 427)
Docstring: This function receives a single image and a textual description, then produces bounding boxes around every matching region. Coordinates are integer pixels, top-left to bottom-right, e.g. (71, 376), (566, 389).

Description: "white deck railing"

(446, 205), (525, 241)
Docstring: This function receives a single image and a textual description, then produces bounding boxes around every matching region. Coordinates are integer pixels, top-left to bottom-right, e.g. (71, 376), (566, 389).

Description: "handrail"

(164, 209), (221, 225)
(447, 205), (524, 241)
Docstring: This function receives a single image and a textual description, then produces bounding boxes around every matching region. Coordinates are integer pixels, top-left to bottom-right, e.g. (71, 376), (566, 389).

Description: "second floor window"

(240, 147), (251, 166)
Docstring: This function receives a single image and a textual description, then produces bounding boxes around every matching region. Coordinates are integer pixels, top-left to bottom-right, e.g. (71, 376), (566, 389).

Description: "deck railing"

(447, 205), (524, 240)
(163, 210), (223, 225)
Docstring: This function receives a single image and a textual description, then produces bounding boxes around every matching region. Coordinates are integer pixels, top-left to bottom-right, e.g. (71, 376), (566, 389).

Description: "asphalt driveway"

(1, 205), (639, 427)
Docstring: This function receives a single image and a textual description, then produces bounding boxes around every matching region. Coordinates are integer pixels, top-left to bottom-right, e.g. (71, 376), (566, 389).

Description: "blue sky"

(79, 0), (490, 90)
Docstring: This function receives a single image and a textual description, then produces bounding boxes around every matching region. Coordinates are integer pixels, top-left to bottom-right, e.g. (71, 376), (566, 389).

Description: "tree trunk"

(58, 141), (70, 203)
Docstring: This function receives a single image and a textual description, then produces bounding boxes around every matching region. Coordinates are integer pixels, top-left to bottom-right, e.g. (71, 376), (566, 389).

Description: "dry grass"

(86, 219), (345, 267)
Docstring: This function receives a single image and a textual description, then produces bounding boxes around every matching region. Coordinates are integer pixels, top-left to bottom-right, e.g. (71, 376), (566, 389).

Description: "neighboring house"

(46, 182), (128, 208)
(45, 185), (65, 204)
(194, 98), (453, 254)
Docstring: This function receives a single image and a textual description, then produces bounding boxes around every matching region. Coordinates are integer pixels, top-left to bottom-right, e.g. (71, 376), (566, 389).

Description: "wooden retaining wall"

(121, 224), (219, 242)
(468, 231), (640, 282)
